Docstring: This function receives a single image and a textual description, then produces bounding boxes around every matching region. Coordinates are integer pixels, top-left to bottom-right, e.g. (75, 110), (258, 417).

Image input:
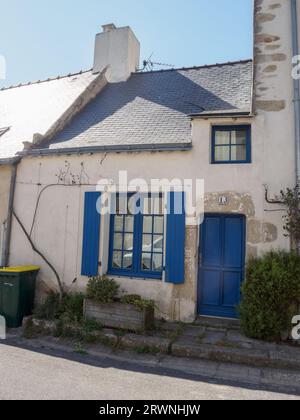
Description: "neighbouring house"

(0, 0), (299, 322)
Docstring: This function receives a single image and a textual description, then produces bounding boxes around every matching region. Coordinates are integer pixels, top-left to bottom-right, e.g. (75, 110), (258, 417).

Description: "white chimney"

(93, 24), (140, 83)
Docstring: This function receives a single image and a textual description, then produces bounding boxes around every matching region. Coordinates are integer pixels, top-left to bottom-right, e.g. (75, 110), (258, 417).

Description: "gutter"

(291, 0), (300, 183)
(0, 157), (21, 166)
(17, 143), (192, 157)
(189, 111), (253, 119)
(2, 157), (20, 267)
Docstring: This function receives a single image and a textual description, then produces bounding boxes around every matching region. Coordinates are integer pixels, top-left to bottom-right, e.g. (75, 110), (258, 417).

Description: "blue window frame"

(108, 193), (164, 280)
(212, 125), (251, 164)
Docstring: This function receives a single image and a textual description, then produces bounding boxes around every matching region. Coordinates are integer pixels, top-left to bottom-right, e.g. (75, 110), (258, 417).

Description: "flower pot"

(83, 299), (155, 332)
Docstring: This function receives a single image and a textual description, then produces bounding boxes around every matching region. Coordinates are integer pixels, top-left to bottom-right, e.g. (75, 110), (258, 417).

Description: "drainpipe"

(291, 0), (300, 184)
(2, 159), (20, 267)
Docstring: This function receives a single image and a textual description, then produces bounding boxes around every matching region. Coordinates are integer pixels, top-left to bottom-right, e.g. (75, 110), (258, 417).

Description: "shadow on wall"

(44, 69), (241, 149)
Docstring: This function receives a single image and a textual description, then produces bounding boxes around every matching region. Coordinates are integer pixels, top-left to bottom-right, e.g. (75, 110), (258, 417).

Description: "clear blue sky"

(0, 0), (253, 88)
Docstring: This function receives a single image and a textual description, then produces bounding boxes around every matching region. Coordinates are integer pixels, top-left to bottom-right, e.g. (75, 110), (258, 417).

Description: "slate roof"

(0, 70), (99, 159)
(0, 60), (253, 159)
(47, 60), (252, 151)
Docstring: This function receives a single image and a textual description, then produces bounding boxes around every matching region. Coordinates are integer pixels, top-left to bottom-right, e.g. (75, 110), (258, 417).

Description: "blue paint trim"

(108, 193), (164, 280)
(211, 125), (252, 164)
(165, 191), (186, 284)
(81, 192), (101, 277)
(198, 213), (246, 319)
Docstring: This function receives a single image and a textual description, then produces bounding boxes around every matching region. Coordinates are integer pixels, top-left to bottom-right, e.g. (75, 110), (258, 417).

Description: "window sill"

(211, 161), (252, 165)
(107, 271), (163, 282)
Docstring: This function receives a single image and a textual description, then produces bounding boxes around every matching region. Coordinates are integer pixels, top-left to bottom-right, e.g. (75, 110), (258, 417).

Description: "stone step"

(171, 339), (300, 371)
(195, 316), (240, 331)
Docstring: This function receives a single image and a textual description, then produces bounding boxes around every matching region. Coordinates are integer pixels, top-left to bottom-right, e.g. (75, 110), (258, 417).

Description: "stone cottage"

(0, 0), (298, 321)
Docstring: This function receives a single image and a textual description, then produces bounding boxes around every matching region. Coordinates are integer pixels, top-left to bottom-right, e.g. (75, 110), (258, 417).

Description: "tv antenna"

(140, 53), (174, 72)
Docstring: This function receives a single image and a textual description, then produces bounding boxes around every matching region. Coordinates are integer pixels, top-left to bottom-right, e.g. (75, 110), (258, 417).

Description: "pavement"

(0, 339), (299, 400)
(1, 328), (300, 400)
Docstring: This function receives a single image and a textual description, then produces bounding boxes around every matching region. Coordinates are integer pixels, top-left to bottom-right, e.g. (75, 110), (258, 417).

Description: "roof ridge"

(134, 58), (253, 75)
(0, 68), (95, 92)
(0, 59), (253, 91)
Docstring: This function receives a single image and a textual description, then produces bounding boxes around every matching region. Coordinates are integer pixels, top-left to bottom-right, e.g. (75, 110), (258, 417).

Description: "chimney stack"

(93, 24), (140, 83)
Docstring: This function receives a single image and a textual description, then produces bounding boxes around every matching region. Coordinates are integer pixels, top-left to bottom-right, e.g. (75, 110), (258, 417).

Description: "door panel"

(203, 217), (222, 267)
(198, 214), (245, 318)
(224, 218), (243, 268)
(201, 270), (221, 306)
(223, 271), (241, 307)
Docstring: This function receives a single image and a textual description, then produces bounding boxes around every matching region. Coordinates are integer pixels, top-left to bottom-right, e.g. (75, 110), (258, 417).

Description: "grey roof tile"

(0, 60), (253, 158)
(0, 70), (99, 159)
(48, 60), (253, 150)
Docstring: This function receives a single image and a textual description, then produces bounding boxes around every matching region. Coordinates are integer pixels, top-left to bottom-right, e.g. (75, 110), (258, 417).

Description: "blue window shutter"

(165, 192), (186, 284)
(81, 192), (101, 276)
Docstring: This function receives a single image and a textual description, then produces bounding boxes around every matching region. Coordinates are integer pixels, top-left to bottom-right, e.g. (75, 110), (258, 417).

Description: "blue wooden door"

(198, 214), (245, 318)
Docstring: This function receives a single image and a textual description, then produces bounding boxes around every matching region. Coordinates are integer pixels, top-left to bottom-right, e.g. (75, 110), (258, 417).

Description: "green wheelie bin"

(0, 266), (40, 328)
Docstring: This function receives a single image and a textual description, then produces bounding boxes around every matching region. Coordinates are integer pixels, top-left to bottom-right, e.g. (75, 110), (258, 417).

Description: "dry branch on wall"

(12, 209), (64, 297)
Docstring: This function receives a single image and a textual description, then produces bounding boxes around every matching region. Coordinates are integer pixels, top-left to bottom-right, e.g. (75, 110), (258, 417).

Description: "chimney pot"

(102, 23), (117, 33)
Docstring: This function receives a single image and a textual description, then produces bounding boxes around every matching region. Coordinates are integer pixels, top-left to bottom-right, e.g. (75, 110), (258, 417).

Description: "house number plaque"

(218, 196), (229, 206)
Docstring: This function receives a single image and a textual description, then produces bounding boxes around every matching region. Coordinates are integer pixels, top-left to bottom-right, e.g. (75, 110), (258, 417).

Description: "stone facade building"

(0, 2), (298, 321)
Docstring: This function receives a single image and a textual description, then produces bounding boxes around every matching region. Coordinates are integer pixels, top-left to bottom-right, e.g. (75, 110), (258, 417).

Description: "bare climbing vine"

(14, 157), (108, 295)
(55, 161), (90, 185)
(13, 209), (64, 297)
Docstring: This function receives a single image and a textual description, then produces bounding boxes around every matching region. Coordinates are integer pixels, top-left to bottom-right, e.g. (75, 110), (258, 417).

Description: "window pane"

(143, 198), (151, 215)
(123, 252), (133, 269)
(117, 195), (128, 215)
(114, 216), (123, 232)
(215, 146), (230, 161)
(154, 216), (164, 234)
(113, 251), (122, 269)
(128, 194), (142, 215)
(124, 234), (133, 251)
(231, 145), (247, 161)
(124, 216), (134, 232)
(153, 235), (163, 251)
(110, 194), (164, 276)
(153, 196), (164, 215)
(215, 131), (230, 145)
(231, 129), (247, 145)
(113, 233), (123, 250)
(142, 234), (152, 252)
(143, 216), (153, 234)
(142, 253), (152, 270)
(152, 254), (163, 271)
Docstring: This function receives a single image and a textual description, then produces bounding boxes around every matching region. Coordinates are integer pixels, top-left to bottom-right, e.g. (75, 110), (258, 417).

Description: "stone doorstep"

(195, 316), (241, 331)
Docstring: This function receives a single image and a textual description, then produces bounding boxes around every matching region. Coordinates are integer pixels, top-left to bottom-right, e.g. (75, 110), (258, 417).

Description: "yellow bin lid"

(0, 266), (40, 273)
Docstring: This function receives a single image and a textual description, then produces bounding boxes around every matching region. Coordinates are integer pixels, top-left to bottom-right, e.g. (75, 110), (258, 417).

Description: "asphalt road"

(0, 343), (299, 400)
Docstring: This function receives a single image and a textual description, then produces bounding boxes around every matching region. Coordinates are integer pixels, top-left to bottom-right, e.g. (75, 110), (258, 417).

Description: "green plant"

(280, 186), (300, 252)
(87, 276), (120, 303)
(74, 342), (88, 355)
(34, 291), (62, 320)
(62, 293), (85, 322)
(135, 345), (160, 354)
(34, 291), (85, 322)
(239, 251), (300, 341)
(120, 294), (155, 311)
(82, 319), (103, 333)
